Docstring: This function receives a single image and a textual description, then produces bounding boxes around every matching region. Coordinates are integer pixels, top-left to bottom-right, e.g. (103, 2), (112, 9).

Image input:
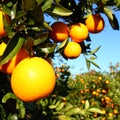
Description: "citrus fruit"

(0, 42), (7, 56)
(0, 10), (10, 37)
(49, 22), (69, 42)
(85, 14), (105, 33)
(1, 47), (29, 74)
(11, 57), (56, 102)
(63, 41), (82, 59)
(69, 23), (88, 43)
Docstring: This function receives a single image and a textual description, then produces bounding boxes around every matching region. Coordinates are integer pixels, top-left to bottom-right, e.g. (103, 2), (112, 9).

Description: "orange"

(105, 80), (110, 84)
(11, 57), (56, 102)
(1, 47), (29, 74)
(0, 42), (7, 71)
(0, 10), (10, 37)
(63, 41), (82, 59)
(85, 14), (105, 33)
(108, 112), (113, 117)
(69, 23), (88, 43)
(49, 22), (69, 42)
(0, 42), (7, 56)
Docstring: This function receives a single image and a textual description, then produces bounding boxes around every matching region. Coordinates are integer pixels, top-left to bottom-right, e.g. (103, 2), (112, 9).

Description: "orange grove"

(49, 22), (69, 42)
(69, 23), (88, 43)
(85, 14), (105, 33)
(63, 41), (82, 59)
(11, 57), (56, 102)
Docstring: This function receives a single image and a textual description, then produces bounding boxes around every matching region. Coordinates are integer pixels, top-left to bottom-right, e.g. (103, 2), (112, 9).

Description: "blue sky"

(45, 10), (120, 74)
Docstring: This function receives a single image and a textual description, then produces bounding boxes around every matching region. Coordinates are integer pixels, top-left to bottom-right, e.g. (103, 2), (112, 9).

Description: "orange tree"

(0, 0), (120, 119)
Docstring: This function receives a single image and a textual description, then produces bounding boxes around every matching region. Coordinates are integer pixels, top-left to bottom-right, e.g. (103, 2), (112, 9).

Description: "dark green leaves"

(0, 32), (25, 65)
(104, 7), (119, 30)
(22, 0), (36, 11)
(47, 2), (73, 16)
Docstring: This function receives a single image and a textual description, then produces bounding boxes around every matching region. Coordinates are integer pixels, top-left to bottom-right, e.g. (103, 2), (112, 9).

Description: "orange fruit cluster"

(49, 14), (104, 59)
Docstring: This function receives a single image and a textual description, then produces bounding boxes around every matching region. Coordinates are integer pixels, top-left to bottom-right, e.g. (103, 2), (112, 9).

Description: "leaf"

(104, 7), (119, 30)
(84, 100), (90, 110)
(22, 0), (36, 11)
(41, 0), (53, 12)
(48, 3), (73, 16)
(30, 4), (44, 25)
(86, 58), (91, 70)
(41, 44), (56, 54)
(90, 60), (101, 69)
(90, 46), (101, 55)
(62, 103), (73, 112)
(33, 32), (49, 46)
(58, 115), (72, 120)
(57, 38), (69, 52)
(88, 108), (104, 114)
(17, 101), (26, 119)
(56, 102), (65, 111)
(0, 32), (25, 65)
(65, 107), (85, 115)
(43, 21), (52, 30)
(2, 5), (11, 16)
(90, 56), (97, 60)
(2, 92), (17, 103)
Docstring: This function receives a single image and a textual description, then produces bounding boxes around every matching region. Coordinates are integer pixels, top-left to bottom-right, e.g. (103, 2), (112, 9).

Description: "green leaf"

(49, 3), (73, 16)
(30, 5), (44, 25)
(2, 5), (11, 16)
(33, 32), (49, 46)
(84, 100), (90, 110)
(22, 0), (36, 11)
(2, 92), (17, 103)
(41, 44), (56, 54)
(90, 46), (101, 55)
(49, 101), (61, 109)
(86, 58), (91, 70)
(43, 21), (52, 30)
(88, 108), (103, 114)
(62, 103), (73, 112)
(56, 102), (65, 111)
(66, 107), (85, 115)
(58, 115), (72, 120)
(104, 7), (119, 30)
(41, 0), (53, 12)
(90, 56), (97, 60)
(57, 38), (69, 52)
(90, 60), (101, 69)
(17, 101), (26, 119)
(0, 32), (25, 65)
(3, 13), (13, 38)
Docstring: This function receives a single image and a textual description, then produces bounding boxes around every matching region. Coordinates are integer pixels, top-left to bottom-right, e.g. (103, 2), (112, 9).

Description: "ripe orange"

(108, 112), (113, 117)
(49, 22), (69, 42)
(0, 10), (10, 37)
(1, 47), (29, 74)
(0, 42), (7, 56)
(11, 57), (56, 102)
(69, 23), (88, 43)
(85, 14), (105, 33)
(63, 41), (82, 59)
